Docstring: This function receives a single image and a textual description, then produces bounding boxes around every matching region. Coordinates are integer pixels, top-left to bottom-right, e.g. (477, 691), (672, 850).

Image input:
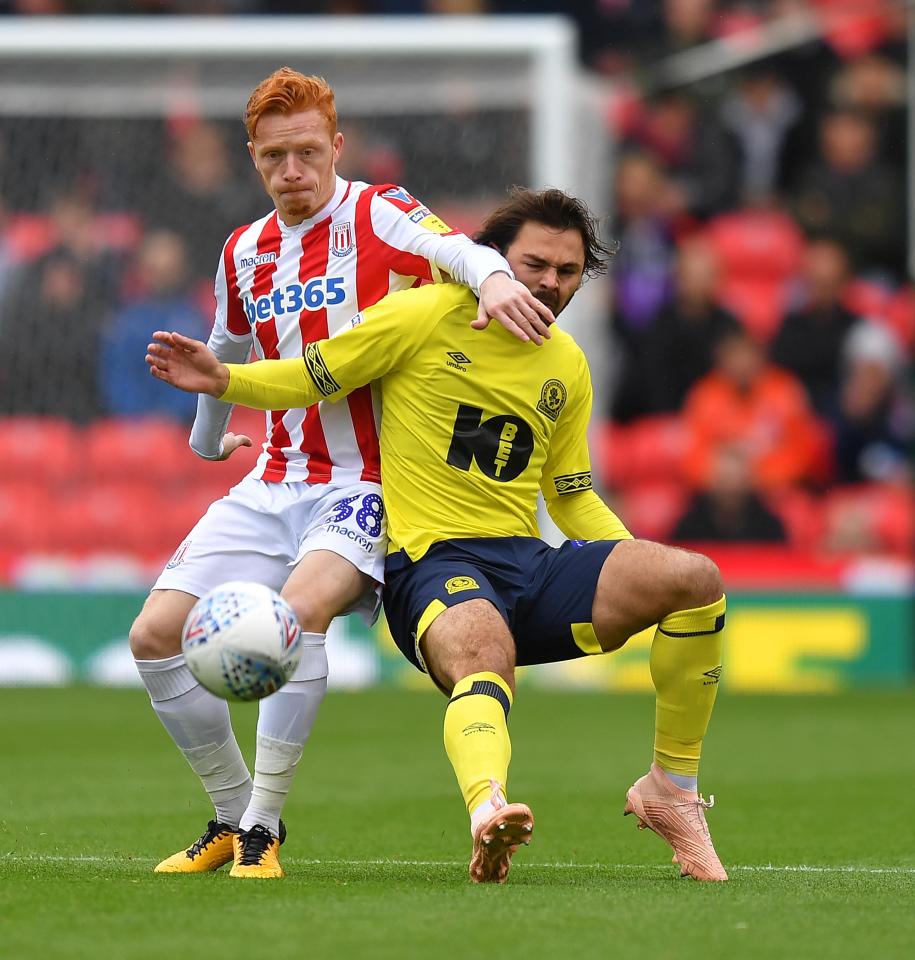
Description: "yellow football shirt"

(221, 282), (630, 559)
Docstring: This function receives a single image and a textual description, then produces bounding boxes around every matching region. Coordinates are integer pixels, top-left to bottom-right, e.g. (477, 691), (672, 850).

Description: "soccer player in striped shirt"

(130, 68), (555, 879)
(148, 188), (728, 884)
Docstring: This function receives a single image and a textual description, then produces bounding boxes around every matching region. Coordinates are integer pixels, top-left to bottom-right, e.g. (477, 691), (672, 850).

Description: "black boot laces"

(237, 824), (275, 866)
(186, 819), (232, 860)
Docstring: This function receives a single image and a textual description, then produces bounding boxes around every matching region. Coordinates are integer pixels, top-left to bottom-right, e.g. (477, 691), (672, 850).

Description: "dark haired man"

(147, 188), (729, 886)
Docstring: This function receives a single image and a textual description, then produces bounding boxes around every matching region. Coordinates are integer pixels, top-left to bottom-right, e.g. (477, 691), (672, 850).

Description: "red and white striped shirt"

(189, 177), (511, 485)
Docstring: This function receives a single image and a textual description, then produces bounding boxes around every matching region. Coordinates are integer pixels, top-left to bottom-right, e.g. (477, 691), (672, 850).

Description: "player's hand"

(145, 331), (231, 398)
(216, 432), (253, 461)
(474, 272), (554, 345)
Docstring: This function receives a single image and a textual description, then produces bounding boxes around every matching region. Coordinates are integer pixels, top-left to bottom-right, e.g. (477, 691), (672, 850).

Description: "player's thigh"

(420, 598), (516, 695)
(513, 539), (621, 665)
(129, 588), (199, 659)
(590, 539), (723, 651)
(290, 481), (388, 630)
(153, 477), (302, 600)
(383, 547), (513, 692)
(282, 549), (373, 634)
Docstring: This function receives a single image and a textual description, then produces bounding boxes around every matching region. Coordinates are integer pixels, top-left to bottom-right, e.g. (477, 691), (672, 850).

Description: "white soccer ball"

(182, 581), (302, 702)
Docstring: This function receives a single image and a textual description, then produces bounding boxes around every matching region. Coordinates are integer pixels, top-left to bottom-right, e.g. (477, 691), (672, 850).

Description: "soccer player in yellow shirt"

(147, 188), (729, 884)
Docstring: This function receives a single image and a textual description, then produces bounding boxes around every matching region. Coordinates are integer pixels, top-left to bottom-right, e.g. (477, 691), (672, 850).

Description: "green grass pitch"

(1, 687), (913, 959)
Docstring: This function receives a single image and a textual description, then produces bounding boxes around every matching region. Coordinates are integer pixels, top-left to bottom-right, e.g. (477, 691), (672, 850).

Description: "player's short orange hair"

(245, 67), (338, 141)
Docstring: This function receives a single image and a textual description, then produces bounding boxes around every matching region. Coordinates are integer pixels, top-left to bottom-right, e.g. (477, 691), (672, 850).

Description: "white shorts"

(154, 476), (387, 624)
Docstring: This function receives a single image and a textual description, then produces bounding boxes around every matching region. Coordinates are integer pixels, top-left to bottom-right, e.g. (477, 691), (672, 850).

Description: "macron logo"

(239, 252), (278, 269)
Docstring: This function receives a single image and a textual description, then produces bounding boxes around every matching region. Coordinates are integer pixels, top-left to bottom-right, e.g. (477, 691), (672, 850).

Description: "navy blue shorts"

(382, 536), (621, 674)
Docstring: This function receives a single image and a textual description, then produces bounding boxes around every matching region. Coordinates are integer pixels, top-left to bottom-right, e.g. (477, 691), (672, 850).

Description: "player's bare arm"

(476, 270), (554, 344)
(147, 332), (231, 398)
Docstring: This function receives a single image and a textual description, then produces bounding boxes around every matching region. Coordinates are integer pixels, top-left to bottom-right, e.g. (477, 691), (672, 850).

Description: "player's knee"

(674, 550), (723, 609)
(128, 612), (181, 661)
(449, 641), (515, 693)
(282, 592), (335, 634)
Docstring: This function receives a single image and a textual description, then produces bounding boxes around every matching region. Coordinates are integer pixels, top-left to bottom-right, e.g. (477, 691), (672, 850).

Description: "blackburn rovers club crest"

(332, 221), (354, 257)
(537, 379), (567, 422)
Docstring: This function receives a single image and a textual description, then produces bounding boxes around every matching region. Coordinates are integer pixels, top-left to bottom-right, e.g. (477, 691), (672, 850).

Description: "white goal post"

(0, 15), (578, 193)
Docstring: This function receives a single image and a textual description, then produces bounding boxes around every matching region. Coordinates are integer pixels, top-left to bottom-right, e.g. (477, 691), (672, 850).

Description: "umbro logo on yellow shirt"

(446, 351), (471, 372)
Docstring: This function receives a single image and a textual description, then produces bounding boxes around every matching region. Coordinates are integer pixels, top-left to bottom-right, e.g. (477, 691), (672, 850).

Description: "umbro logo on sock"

(462, 722), (496, 736)
(702, 666), (723, 685)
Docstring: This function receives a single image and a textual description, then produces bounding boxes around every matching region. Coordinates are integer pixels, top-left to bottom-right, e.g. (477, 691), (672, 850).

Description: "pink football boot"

(469, 781), (534, 884)
(624, 762), (728, 881)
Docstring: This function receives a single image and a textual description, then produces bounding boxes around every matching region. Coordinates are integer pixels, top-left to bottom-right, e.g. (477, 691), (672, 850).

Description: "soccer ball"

(182, 581), (302, 702)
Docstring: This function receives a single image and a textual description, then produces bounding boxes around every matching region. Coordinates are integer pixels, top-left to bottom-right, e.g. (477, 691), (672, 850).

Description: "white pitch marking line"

(3, 855), (915, 875)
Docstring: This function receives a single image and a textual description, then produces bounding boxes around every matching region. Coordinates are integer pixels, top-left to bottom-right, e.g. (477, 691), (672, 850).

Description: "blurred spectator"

(719, 63), (803, 204)
(673, 444), (787, 542)
(683, 328), (822, 491)
(0, 249), (104, 421)
(624, 90), (739, 220)
(141, 121), (260, 281)
(0, 198), (15, 301)
(830, 53), (906, 172)
(334, 121), (405, 186)
(832, 320), (912, 484)
(650, 0), (719, 60)
(644, 237), (740, 414)
(612, 151), (675, 328)
(610, 152), (676, 420)
(792, 109), (904, 276)
(772, 238), (857, 414)
(98, 230), (211, 421)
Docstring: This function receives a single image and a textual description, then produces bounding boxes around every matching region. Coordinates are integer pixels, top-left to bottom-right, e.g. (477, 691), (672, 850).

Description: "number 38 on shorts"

(327, 492), (385, 540)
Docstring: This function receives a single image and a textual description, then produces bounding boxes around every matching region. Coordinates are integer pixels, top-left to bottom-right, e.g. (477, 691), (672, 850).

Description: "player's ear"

(247, 141), (256, 166)
(333, 131), (344, 163)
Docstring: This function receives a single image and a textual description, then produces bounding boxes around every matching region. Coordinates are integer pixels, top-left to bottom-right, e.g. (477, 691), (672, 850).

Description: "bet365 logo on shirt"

(243, 277), (346, 325)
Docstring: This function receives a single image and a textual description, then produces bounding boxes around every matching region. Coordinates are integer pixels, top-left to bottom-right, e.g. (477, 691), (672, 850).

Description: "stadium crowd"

(0, 0), (911, 579)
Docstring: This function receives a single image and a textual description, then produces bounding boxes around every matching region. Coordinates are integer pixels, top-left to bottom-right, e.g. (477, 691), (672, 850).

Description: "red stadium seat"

(84, 417), (195, 485)
(886, 288), (915, 352)
(822, 484), (915, 556)
(843, 277), (892, 322)
(55, 481), (168, 554)
(620, 480), (690, 542)
(706, 210), (805, 283)
(0, 483), (56, 550)
(0, 417), (82, 488)
(767, 489), (826, 551)
(595, 416), (688, 489)
(718, 276), (789, 343)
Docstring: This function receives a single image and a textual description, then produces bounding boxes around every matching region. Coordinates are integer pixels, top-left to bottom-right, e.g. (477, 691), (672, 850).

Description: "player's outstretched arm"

(147, 332), (231, 397)
(474, 271), (554, 344)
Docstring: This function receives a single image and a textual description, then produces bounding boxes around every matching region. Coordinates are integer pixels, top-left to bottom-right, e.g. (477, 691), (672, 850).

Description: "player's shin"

(649, 596), (726, 790)
(239, 635), (328, 838)
(135, 653), (252, 827)
(443, 671), (513, 831)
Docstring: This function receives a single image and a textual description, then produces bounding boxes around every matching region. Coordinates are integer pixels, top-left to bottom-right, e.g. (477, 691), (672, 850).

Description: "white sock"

(469, 781), (506, 836)
(665, 771), (699, 793)
(135, 653), (252, 828)
(239, 634), (328, 838)
(470, 800), (497, 837)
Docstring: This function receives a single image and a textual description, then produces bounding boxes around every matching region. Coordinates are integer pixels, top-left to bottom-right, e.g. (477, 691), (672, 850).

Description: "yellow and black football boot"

(154, 820), (238, 874)
(229, 821), (287, 879)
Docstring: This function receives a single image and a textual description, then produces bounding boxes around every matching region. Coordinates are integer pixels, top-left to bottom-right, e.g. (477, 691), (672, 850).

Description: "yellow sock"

(650, 595), (726, 777)
(443, 672), (513, 815)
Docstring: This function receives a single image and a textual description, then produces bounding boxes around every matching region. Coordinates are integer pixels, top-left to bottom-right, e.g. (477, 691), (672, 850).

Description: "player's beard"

(534, 288), (561, 315)
(279, 188), (318, 219)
